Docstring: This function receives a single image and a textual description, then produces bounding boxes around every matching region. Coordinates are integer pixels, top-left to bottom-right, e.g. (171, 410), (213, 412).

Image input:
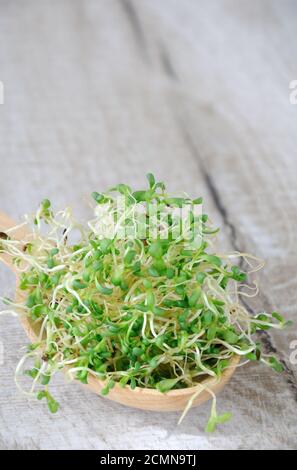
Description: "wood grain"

(0, 0), (296, 450)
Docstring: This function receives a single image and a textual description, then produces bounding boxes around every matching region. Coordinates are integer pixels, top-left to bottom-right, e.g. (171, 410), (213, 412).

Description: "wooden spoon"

(0, 212), (239, 412)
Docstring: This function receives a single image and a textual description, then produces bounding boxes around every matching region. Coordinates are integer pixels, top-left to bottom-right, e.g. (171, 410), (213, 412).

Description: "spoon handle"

(0, 212), (28, 275)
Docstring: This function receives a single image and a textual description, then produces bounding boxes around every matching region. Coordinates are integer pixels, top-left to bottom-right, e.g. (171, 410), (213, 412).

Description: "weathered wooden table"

(0, 0), (296, 450)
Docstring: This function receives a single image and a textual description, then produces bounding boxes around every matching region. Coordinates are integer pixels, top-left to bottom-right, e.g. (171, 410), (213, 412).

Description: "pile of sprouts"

(0, 174), (288, 431)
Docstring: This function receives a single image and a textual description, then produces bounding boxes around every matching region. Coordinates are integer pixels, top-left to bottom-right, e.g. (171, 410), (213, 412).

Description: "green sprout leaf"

(267, 356), (284, 373)
(156, 377), (181, 393)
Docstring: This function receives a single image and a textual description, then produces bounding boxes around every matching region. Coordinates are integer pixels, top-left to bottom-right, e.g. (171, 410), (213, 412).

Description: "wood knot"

(0, 231), (8, 240)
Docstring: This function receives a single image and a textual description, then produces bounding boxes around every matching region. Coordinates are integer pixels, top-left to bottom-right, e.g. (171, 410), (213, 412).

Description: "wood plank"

(0, 0), (296, 450)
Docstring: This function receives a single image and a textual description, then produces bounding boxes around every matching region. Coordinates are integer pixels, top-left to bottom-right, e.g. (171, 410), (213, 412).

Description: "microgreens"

(0, 174), (289, 432)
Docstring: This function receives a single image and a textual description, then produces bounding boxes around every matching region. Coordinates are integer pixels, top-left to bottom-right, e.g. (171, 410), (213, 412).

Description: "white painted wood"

(0, 0), (296, 450)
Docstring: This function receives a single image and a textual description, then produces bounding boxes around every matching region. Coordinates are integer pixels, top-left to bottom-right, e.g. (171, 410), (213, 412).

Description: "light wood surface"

(0, 0), (296, 450)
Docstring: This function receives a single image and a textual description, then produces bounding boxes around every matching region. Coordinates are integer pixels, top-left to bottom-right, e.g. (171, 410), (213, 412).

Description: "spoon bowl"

(0, 211), (239, 411)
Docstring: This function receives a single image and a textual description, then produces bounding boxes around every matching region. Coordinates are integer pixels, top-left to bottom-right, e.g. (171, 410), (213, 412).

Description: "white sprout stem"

(178, 381), (217, 425)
